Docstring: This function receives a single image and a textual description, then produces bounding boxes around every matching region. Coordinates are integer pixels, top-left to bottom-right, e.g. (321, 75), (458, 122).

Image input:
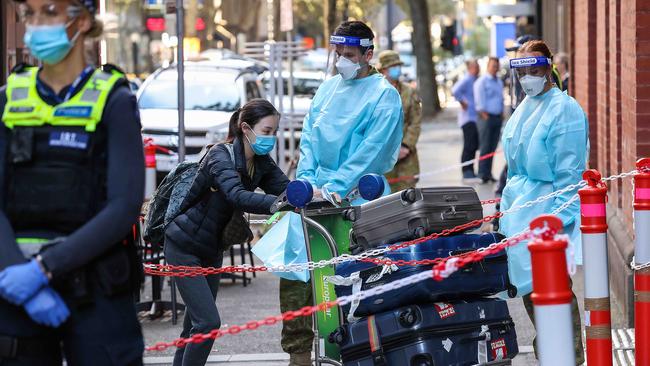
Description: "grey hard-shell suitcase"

(349, 187), (483, 250)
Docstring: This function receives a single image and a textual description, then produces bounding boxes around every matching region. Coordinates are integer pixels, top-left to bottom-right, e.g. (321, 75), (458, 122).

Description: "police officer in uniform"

(378, 50), (423, 192)
(0, 0), (145, 365)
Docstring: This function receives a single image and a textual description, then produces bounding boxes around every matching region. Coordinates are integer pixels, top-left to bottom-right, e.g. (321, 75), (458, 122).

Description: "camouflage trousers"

(279, 278), (314, 354)
(522, 281), (585, 365)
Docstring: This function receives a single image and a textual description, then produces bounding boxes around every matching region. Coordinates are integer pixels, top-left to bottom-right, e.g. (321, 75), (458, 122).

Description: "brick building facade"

(1, 1), (32, 84)
(569, 0), (650, 325)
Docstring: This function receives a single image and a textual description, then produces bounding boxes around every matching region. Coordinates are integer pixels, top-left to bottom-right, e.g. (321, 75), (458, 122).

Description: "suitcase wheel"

(398, 307), (418, 328)
(413, 226), (427, 239)
(328, 326), (347, 345)
(410, 354), (433, 366)
(401, 189), (418, 204)
(507, 285), (518, 298)
(344, 208), (357, 222)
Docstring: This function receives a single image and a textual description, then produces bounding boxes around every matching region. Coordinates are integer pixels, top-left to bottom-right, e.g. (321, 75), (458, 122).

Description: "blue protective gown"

(500, 87), (589, 297)
(297, 72), (403, 200)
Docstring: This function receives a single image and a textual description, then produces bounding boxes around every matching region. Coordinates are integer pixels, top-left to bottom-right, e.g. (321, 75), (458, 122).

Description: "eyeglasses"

(17, 3), (81, 25)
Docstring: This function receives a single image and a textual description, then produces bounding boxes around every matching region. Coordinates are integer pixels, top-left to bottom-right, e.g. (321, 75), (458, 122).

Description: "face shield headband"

(509, 56), (552, 69)
(326, 35), (374, 79)
(509, 56), (553, 100)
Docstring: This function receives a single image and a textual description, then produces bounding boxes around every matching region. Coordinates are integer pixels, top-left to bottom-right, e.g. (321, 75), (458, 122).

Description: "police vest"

(2, 66), (125, 234)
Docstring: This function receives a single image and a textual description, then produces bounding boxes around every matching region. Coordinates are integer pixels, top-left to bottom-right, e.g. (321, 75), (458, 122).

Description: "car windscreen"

(138, 69), (240, 111)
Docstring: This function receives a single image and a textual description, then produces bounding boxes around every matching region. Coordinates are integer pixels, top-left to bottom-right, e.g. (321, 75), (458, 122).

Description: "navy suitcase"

(330, 299), (518, 366)
(332, 233), (513, 319)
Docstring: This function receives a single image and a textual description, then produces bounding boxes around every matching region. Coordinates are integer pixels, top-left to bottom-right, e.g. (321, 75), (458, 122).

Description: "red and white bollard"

(634, 158), (650, 365)
(529, 215), (575, 366)
(144, 138), (157, 200)
(578, 169), (612, 366)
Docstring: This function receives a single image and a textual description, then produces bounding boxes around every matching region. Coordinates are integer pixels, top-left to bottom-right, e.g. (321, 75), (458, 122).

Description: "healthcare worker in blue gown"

(500, 40), (587, 365)
(279, 20), (403, 366)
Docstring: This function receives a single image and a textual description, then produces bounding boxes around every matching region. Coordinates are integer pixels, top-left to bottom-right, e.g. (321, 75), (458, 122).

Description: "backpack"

(143, 145), (235, 246)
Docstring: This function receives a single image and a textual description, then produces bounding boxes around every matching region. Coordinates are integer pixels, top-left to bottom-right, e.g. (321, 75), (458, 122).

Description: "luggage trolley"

(271, 177), (386, 366)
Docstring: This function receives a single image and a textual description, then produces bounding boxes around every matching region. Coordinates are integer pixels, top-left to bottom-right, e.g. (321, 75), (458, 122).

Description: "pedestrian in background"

(554, 52), (570, 92)
(474, 57), (504, 184)
(452, 59), (481, 184)
(378, 50), (423, 192)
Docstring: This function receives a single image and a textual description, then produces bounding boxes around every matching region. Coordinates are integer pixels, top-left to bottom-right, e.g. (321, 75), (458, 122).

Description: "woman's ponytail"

(226, 108), (242, 143)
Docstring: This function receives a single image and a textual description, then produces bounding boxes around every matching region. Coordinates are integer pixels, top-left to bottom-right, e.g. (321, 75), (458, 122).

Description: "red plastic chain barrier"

(144, 211), (503, 277)
(145, 264), (270, 277)
(146, 230), (531, 352)
(358, 211), (503, 266)
(143, 137), (174, 155)
(481, 198), (501, 205)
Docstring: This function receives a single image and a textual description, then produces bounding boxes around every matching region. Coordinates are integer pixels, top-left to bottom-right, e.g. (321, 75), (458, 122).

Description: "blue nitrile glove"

(24, 286), (70, 327)
(0, 259), (48, 305)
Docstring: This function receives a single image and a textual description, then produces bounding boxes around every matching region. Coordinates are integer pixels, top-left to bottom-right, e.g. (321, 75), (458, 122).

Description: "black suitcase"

(330, 299), (518, 366)
(349, 187), (483, 250)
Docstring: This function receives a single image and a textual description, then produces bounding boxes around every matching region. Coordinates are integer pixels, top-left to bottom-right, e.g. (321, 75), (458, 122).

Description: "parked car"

(137, 60), (265, 178)
(263, 70), (324, 116)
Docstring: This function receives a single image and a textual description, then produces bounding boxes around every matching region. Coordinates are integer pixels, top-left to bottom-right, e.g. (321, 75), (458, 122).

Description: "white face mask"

(336, 56), (361, 81)
(519, 75), (547, 96)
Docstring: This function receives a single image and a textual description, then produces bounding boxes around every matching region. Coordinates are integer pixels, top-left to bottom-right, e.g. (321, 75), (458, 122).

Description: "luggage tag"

(476, 324), (491, 365)
(324, 272), (362, 322)
(9, 128), (34, 163)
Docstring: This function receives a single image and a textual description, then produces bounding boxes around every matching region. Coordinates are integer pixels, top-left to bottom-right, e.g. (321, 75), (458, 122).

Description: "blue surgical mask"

(245, 127), (276, 155)
(388, 66), (401, 81)
(24, 22), (80, 65)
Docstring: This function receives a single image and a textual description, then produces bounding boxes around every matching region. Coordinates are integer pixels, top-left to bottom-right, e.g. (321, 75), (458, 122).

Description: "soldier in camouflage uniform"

(377, 51), (423, 192)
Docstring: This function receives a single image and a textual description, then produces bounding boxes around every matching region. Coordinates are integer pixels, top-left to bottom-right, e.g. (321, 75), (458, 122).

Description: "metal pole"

(578, 170), (613, 366)
(298, 208), (321, 366)
(634, 158), (650, 365)
(386, 0), (394, 50)
(276, 42), (286, 172)
(529, 215), (575, 366)
(176, 0), (186, 163)
(287, 32), (296, 164)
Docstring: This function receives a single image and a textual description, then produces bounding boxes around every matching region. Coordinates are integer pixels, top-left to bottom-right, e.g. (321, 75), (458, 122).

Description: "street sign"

(280, 0), (293, 32)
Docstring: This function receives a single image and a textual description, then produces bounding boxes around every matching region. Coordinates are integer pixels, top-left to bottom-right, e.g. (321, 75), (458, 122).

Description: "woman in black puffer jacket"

(164, 99), (289, 366)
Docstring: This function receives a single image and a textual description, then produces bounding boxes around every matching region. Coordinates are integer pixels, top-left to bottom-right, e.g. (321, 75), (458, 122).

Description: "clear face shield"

(509, 56), (552, 101)
(325, 35), (373, 80)
(16, 2), (82, 25)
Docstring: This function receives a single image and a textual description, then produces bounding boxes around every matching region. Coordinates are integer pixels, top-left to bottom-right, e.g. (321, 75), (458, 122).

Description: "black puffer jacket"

(165, 137), (289, 257)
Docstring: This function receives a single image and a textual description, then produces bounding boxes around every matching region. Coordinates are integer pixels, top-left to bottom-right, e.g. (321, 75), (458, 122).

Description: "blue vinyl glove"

(0, 259), (48, 305)
(24, 286), (70, 327)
